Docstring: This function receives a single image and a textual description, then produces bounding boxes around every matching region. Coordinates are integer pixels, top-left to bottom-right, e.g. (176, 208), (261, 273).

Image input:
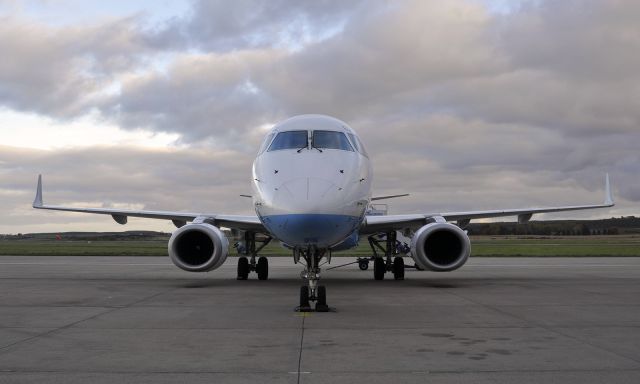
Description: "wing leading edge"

(32, 175), (263, 231)
(362, 174), (614, 233)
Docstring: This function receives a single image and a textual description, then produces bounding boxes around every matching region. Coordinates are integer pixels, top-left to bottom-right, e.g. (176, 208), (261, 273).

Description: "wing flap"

(371, 193), (410, 201)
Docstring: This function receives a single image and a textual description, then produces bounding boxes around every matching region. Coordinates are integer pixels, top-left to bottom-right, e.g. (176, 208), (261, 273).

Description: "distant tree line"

(467, 216), (640, 236)
(3, 231), (171, 241)
(2, 217), (640, 239)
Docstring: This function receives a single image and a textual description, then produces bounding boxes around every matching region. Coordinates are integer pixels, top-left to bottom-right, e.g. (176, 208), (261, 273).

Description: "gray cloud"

(178, 0), (366, 51)
(260, 1), (504, 119)
(96, 0), (505, 142)
(1, 0), (639, 233)
(100, 50), (282, 146)
(500, 0), (640, 80)
(0, 15), (156, 117)
(439, 0), (640, 134)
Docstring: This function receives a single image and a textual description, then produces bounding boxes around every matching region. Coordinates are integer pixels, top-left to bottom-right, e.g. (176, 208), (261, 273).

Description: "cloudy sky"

(1, 0), (638, 234)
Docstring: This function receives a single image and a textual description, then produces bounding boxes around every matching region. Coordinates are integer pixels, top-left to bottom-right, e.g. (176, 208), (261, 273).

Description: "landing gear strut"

(368, 231), (406, 280)
(236, 232), (271, 280)
(296, 246), (330, 312)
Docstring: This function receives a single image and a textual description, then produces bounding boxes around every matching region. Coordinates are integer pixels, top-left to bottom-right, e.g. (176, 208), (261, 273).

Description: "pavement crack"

(445, 288), (640, 365)
(296, 314), (306, 384)
(0, 306), (120, 354)
(0, 286), (179, 355)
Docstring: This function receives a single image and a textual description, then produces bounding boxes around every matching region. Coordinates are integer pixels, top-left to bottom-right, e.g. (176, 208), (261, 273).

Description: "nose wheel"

(296, 247), (332, 312)
(316, 286), (328, 311)
(299, 286), (311, 310)
(298, 285), (329, 312)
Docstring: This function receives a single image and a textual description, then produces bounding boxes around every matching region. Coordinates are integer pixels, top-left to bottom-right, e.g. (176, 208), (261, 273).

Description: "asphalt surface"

(0, 256), (639, 383)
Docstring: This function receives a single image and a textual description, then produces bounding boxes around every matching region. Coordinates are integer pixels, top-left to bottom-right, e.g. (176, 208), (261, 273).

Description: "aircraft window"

(347, 133), (368, 157)
(258, 132), (275, 154)
(312, 131), (354, 151)
(268, 130), (308, 151)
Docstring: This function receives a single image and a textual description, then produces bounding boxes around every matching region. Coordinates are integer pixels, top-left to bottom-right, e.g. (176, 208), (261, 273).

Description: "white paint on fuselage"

(251, 115), (372, 248)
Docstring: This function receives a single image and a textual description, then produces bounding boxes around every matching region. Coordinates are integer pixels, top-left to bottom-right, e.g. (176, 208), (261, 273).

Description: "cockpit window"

(312, 130), (354, 151)
(268, 130), (308, 151)
(258, 132), (275, 154)
(347, 133), (368, 157)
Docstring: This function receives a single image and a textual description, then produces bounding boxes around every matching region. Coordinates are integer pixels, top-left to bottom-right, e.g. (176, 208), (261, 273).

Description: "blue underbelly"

(261, 214), (361, 247)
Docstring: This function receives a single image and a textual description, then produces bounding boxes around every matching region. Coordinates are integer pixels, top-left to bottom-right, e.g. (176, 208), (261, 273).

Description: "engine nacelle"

(410, 222), (470, 271)
(168, 223), (229, 272)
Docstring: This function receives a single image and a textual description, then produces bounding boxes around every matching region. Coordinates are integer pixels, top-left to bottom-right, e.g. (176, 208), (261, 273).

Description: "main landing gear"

(368, 231), (408, 280)
(296, 246), (330, 312)
(236, 232), (272, 280)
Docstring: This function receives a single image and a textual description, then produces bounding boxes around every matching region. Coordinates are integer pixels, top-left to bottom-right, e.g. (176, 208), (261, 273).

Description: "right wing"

(361, 174), (614, 234)
(32, 175), (264, 231)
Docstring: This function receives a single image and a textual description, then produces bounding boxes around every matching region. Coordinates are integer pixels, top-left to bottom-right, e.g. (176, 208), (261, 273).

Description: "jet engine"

(168, 223), (229, 272)
(410, 222), (470, 271)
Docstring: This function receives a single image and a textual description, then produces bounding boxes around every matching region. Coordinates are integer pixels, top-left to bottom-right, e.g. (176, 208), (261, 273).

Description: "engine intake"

(410, 222), (470, 271)
(168, 223), (229, 272)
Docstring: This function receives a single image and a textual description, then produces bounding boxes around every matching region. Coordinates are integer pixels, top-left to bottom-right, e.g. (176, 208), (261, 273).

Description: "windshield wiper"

(310, 142), (323, 153)
(296, 143), (308, 153)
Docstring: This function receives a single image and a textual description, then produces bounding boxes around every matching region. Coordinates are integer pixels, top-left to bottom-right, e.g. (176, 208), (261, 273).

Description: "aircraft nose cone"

(273, 177), (342, 213)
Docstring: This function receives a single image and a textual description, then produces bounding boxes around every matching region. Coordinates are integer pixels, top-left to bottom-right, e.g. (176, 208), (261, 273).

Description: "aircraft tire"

(299, 286), (311, 309)
(317, 286), (327, 305)
(315, 286), (329, 312)
(257, 257), (269, 280)
(237, 257), (249, 280)
(374, 258), (385, 280)
(393, 256), (405, 280)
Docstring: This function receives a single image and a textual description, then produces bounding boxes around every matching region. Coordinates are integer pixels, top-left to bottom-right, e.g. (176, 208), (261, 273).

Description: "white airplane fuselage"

(251, 115), (372, 249)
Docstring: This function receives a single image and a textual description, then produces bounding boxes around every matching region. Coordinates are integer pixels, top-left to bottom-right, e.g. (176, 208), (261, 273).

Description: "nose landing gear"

(296, 247), (331, 312)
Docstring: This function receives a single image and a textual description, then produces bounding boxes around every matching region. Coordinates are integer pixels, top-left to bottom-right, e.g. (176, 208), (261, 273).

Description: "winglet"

(604, 173), (614, 206)
(33, 175), (43, 208)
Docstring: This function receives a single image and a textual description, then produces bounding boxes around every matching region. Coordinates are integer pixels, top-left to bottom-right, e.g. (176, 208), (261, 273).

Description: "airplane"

(33, 114), (615, 311)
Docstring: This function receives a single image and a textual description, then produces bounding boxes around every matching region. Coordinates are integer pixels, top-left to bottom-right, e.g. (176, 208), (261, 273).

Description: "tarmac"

(0, 255), (639, 383)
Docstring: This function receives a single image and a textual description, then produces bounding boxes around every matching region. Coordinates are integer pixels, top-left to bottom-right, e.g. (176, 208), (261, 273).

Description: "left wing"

(361, 174), (614, 233)
(32, 175), (264, 231)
